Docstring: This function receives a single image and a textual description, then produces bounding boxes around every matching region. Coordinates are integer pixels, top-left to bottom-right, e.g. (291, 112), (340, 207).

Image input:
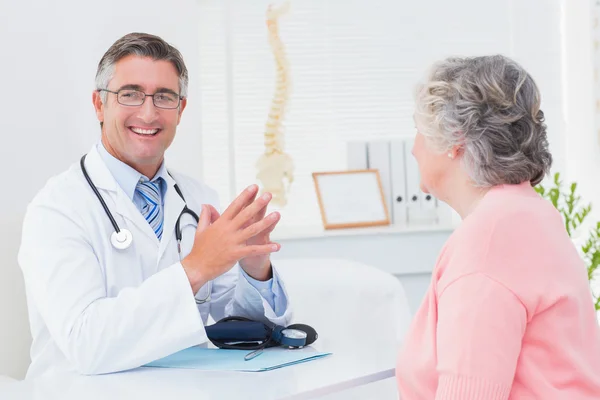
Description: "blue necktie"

(136, 178), (163, 240)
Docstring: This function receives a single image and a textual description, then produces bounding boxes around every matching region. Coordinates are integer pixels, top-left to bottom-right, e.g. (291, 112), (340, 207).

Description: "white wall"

(562, 0), (599, 210)
(510, 0), (566, 173)
(561, 0), (600, 298)
(0, 0), (203, 379)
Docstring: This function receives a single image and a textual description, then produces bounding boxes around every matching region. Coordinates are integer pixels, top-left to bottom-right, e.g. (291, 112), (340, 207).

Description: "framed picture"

(312, 169), (391, 230)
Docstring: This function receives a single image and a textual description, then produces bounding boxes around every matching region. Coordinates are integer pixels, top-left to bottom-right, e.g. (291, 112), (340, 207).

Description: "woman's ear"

(447, 144), (463, 160)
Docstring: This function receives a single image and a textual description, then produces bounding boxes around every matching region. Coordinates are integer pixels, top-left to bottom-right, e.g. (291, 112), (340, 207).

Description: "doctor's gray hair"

(95, 32), (189, 103)
(414, 55), (552, 187)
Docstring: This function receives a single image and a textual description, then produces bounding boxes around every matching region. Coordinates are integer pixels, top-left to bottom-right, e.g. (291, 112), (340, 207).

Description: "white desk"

(0, 335), (398, 400)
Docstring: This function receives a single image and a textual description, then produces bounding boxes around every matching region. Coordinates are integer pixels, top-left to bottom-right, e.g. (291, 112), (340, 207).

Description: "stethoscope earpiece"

(111, 229), (133, 250)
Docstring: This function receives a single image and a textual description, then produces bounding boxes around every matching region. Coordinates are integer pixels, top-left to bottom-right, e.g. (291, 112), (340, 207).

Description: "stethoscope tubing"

(80, 153), (210, 304)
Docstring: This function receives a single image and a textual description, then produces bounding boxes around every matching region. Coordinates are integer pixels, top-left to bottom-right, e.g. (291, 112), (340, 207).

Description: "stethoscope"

(79, 154), (211, 304)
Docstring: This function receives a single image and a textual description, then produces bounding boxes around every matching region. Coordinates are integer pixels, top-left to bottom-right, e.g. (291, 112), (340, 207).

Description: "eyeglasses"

(98, 88), (183, 109)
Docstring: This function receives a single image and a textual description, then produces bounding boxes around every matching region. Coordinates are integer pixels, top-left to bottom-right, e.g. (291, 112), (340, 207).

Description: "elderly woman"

(396, 55), (600, 399)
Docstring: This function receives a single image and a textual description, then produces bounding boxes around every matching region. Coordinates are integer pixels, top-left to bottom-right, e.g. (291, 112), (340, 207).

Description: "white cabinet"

(271, 224), (454, 313)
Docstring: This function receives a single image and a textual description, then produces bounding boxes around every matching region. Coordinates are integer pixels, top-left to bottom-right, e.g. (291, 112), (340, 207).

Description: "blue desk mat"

(143, 346), (332, 372)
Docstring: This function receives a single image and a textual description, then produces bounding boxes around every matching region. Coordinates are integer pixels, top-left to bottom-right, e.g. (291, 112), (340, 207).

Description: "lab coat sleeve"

(208, 263), (292, 327)
(18, 202), (207, 375)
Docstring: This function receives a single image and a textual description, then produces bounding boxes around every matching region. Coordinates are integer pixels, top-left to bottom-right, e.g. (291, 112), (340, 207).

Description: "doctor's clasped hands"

(182, 184), (281, 294)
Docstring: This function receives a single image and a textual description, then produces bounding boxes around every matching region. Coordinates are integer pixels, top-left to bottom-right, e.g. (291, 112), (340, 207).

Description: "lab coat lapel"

(83, 145), (159, 245)
(158, 175), (186, 262)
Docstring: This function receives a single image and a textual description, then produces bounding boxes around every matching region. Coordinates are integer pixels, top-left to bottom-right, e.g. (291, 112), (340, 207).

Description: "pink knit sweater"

(396, 182), (600, 399)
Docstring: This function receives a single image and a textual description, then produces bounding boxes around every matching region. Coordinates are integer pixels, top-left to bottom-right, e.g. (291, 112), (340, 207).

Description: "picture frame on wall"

(312, 169), (391, 230)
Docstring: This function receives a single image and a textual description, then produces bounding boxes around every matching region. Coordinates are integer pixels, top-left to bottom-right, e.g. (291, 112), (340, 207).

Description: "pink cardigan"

(396, 182), (600, 399)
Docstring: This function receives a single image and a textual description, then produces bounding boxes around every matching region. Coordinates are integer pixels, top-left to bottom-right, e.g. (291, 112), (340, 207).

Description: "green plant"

(534, 172), (600, 310)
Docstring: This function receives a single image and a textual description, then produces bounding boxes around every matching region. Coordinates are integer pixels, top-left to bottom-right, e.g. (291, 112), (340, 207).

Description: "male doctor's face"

(92, 55), (187, 177)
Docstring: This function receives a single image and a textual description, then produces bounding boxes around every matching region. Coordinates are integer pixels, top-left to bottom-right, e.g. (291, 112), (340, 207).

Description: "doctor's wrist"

(180, 258), (208, 295)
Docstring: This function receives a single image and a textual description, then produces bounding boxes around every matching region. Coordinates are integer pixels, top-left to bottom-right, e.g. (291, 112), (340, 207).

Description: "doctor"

(18, 32), (292, 378)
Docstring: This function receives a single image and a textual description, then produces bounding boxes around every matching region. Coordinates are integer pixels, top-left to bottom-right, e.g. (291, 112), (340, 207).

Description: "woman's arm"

(436, 272), (527, 400)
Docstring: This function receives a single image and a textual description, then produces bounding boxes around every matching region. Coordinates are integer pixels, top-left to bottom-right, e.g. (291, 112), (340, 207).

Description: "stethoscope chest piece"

(111, 229), (133, 250)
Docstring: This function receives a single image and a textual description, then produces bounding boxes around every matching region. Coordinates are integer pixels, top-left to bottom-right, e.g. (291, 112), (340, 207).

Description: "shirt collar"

(96, 142), (169, 200)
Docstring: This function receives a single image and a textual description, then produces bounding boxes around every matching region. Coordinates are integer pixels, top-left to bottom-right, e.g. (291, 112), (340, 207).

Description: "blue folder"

(143, 346), (332, 372)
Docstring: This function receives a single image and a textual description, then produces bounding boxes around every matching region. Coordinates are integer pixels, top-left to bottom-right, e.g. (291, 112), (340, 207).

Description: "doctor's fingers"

(246, 211), (280, 239)
(239, 242), (281, 258)
(232, 191), (273, 229)
(238, 211), (280, 241)
(260, 216), (279, 236)
(220, 184), (259, 220)
(238, 195), (269, 230)
(195, 205), (221, 233)
(205, 204), (221, 223)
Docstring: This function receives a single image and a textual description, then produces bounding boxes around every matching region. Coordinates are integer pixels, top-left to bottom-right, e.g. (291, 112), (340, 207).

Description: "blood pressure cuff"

(205, 316), (277, 350)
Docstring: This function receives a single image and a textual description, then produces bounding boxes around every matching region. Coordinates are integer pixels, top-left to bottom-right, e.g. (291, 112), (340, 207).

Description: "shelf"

(271, 222), (457, 241)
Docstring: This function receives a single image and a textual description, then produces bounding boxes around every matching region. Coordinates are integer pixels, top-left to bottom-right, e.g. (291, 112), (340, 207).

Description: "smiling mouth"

(129, 126), (160, 136)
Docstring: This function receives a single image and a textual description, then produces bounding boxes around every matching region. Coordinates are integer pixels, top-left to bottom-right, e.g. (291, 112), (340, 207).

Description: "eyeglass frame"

(97, 88), (184, 110)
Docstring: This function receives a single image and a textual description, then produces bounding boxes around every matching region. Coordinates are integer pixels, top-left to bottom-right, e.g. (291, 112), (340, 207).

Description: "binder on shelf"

(403, 138), (423, 224)
(346, 141), (368, 170)
(420, 191), (439, 223)
(366, 140), (393, 221)
(342, 137), (452, 228)
(389, 139), (408, 226)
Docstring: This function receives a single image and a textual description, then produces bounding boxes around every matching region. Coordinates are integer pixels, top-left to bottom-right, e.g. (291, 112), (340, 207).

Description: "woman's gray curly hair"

(414, 55), (552, 187)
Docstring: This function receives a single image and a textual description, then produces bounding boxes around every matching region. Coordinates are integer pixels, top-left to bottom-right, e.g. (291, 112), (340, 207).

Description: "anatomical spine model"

(256, 1), (294, 207)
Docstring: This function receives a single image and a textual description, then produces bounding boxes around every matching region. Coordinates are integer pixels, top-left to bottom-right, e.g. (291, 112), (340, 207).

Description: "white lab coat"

(18, 145), (292, 378)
